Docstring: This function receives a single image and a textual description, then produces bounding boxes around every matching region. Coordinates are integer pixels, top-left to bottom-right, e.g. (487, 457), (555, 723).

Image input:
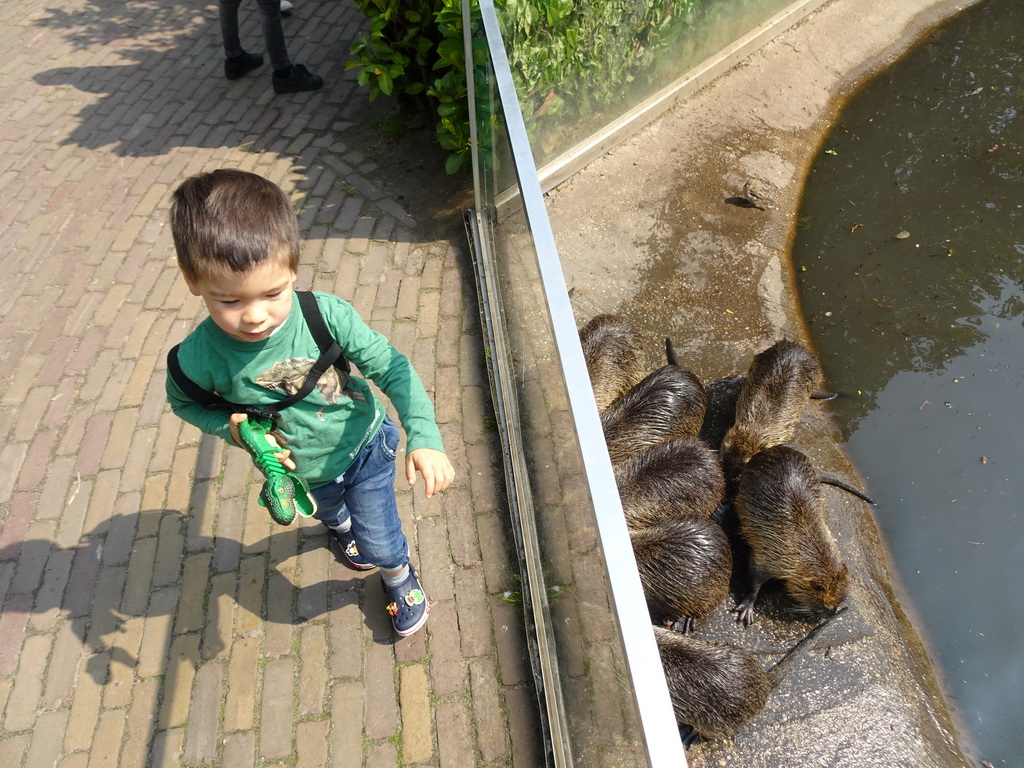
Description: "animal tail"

(811, 388), (838, 401)
(665, 337), (678, 367)
(819, 474), (876, 505)
(767, 605), (848, 682)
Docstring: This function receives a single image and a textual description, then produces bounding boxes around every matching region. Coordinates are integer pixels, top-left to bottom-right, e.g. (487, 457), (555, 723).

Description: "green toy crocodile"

(236, 417), (317, 525)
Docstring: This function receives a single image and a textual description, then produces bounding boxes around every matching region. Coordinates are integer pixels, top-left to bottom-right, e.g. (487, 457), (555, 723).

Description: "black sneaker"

(327, 526), (376, 570)
(383, 566), (429, 636)
(272, 64), (323, 94)
(225, 51), (264, 80)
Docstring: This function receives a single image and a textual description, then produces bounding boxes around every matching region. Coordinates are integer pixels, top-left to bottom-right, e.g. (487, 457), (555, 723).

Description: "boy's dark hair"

(170, 169), (300, 282)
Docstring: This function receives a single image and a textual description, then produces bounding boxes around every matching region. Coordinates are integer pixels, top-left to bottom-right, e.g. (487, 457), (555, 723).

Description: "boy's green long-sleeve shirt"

(166, 291), (445, 487)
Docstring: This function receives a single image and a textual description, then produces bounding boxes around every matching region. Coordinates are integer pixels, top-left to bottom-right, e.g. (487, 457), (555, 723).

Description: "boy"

(165, 169), (454, 636)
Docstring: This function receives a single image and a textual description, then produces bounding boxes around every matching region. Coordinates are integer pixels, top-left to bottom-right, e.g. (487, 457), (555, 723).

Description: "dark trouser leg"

(218, 0), (244, 59)
(254, 0), (291, 70)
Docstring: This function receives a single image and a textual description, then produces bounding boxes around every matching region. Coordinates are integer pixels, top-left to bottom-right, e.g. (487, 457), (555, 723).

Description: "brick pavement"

(0, 0), (543, 765)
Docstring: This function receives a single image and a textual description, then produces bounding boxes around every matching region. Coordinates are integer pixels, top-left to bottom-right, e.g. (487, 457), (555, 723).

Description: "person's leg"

(250, 0), (322, 93)
(310, 479), (375, 570)
(219, 0), (265, 78)
(253, 0), (290, 70)
(218, 0), (245, 58)
(341, 418), (427, 636)
(341, 418), (409, 569)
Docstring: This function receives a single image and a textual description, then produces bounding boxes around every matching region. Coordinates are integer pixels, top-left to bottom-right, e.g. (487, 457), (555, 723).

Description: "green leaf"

(437, 101), (463, 117)
(445, 152), (466, 174)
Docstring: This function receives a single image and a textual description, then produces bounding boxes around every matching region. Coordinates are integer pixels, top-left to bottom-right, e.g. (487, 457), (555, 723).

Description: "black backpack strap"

(297, 291), (350, 375)
(167, 344), (280, 422)
(166, 292), (351, 425)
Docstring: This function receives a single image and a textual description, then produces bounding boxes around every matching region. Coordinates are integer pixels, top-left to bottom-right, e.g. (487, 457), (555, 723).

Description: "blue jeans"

(218, 0), (291, 71)
(309, 417), (409, 570)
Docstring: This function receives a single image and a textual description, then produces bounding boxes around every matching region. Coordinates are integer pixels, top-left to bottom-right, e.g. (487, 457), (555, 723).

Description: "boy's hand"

(229, 414), (297, 471)
(406, 448), (455, 498)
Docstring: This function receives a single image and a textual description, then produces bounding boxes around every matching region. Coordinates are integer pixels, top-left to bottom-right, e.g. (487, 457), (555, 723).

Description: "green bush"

(347, 0), (702, 172)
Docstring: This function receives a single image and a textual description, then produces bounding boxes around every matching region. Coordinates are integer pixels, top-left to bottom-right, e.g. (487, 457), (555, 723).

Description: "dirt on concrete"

(544, 0), (985, 765)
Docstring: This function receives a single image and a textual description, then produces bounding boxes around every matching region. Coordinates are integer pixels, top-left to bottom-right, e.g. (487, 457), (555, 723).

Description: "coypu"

(601, 339), (707, 464)
(719, 339), (835, 482)
(733, 445), (849, 625)
(655, 607), (851, 745)
(614, 436), (726, 527)
(653, 626), (771, 742)
(631, 516), (732, 633)
(578, 314), (646, 412)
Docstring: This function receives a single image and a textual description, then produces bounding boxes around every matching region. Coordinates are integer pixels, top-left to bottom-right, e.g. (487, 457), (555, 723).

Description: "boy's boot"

(327, 526), (376, 571)
(383, 565), (429, 636)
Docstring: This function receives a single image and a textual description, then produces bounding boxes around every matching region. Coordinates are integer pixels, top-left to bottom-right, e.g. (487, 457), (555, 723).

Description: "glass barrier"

(464, 1), (688, 766)
(494, 0), (825, 186)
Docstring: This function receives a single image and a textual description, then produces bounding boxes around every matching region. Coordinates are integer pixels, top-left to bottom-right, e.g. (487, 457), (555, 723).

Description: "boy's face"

(184, 257), (296, 343)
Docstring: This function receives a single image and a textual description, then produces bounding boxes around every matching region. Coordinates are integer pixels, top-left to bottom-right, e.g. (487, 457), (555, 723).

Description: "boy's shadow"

(0, 507), (396, 685)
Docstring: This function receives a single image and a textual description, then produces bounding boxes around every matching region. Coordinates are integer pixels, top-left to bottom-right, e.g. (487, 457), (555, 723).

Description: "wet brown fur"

(653, 626), (771, 741)
(601, 363), (707, 465)
(631, 517), (732, 630)
(578, 314), (646, 413)
(719, 339), (827, 481)
(733, 445), (849, 625)
(614, 436), (725, 527)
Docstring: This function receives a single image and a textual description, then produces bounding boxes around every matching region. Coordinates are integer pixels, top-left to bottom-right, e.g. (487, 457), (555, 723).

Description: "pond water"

(791, 1), (1023, 764)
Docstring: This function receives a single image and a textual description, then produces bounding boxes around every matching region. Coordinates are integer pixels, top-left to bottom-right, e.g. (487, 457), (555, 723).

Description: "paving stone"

(31, 546), (75, 632)
(159, 633), (201, 729)
(435, 699), (475, 768)
(42, 619), (86, 710)
(416, 516), (455, 603)
(364, 640), (399, 739)
(221, 732), (256, 768)
(4, 632), (51, 732)
(85, 564), (128, 647)
(103, 616), (144, 710)
(9, 519), (54, 595)
(18, 430), (58, 493)
(298, 624), (329, 717)
(150, 728), (184, 768)
(0, 734), (28, 767)
(296, 719), (330, 768)
(88, 709), (127, 768)
(490, 598), (532, 687)
(454, 566), (493, 659)
(138, 587), (180, 680)
(25, 710), (69, 768)
(203, 571), (237, 660)
(224, 636), (260, 733)
(259, 658), (294, 760)
(65, 650), (107, 753)
(425, 600), (464, 697)
(183, 661), (223, 765)
(399, 662), (434, 764)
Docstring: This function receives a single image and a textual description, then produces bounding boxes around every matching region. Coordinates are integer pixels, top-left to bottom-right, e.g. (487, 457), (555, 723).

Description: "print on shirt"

(256, 358), (366, 419)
